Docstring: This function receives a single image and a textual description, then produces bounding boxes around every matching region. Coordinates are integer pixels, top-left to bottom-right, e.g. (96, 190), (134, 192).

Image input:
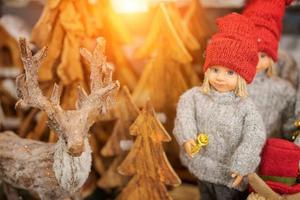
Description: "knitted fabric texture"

(248, 72), (296, 138)
(173, 87), (266, 191)
(243, 0), (292, 61)
(294, 65), (300, 146)
(261, 138), (300, 178)
(204, 13), (258, 84)
(259, 138), (300, 194)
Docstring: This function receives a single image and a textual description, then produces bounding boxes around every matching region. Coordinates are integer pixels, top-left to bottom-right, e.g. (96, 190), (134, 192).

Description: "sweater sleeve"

(230, 100), (266, 176)
(281, 81), (296, 131)
(295, 68), (300, 119)
(293, 66), (300, 147)
(173, 88), (198, 146)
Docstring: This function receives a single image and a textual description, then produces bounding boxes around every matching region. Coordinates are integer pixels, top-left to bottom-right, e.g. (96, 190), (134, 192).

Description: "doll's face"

(257, 52), (273, 72)
(208, 66), (238, 93)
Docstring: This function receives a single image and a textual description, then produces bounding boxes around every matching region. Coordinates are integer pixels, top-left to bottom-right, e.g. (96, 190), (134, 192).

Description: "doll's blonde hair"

(201, 68), (248, 98)
(266, 59), (276, 77)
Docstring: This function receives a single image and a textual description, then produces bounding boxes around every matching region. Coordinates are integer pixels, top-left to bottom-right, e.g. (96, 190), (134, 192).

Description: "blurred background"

(0, 0), (299, 199)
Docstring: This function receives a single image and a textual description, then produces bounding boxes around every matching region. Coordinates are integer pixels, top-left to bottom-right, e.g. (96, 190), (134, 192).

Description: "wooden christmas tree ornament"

(116, 102), (181, 200)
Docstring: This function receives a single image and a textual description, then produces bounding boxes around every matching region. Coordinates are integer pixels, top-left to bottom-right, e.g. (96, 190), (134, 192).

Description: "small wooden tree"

(32, 0), (137, 92)
(167, 3), (200, 53)
(101, 86), (139, 157)
(0, 21), (23, 131)
(183, 0), (214, 48)
(132, 4), (200, 169)
(183, 0), (214, 77)
(24, 0), (137, 141)
(22, 0), (100, 141)
(116, 102), (181, 200)
(97, 153), (129, 190)
(0, 25), (22, 67)
(98, 86), (140, 189)
(99, 0), (138, 91)
(133, 3), (200, 112)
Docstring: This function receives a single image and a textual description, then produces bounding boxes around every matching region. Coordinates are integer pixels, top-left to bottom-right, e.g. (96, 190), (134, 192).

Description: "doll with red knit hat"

(173, 13), (266, 200)
(241, 1), (300, 199)
(243, 0), (296, 139)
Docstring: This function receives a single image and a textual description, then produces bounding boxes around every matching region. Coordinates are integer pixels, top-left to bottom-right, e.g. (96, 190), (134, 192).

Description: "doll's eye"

(212, 68), (219, 73)
(260, 53), (266, 58)
(227, 70), (235, 75)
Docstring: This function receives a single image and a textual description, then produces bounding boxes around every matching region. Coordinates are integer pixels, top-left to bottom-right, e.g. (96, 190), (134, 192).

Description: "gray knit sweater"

(248, 72), (296, 138)
(173, 87), (266, 191)
(294, 71), (300, 146)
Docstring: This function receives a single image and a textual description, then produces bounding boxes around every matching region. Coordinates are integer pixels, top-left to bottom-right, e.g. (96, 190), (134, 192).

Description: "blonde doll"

(173, 13), (266, 200)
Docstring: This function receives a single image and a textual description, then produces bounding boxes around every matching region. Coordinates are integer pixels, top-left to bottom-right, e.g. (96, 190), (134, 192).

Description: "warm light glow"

(111, 0), (149, 13)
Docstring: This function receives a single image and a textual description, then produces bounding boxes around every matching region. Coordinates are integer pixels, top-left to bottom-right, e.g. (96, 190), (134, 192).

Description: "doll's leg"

(197, 180), (216, 200)
(214, 184), (248, 200)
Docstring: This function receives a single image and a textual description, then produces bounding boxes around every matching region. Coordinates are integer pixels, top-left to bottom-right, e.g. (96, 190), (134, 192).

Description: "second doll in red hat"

(243, 0), (297, 140)
(242, 1), (300, 199)
(173, 13), (266, 200)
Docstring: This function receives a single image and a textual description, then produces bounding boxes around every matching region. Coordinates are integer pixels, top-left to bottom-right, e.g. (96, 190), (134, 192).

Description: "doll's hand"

(183, 139), (196, 158)
(231, 172), (243, 188)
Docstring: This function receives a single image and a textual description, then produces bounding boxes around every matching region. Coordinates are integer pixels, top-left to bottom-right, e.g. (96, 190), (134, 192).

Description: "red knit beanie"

(203, 13), (258, 84)
(243, 0), (293, 61)
(259, 138), (300, 194)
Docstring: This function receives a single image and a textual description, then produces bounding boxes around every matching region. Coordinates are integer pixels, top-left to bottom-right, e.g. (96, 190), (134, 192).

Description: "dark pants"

(198, 180), (248, 200)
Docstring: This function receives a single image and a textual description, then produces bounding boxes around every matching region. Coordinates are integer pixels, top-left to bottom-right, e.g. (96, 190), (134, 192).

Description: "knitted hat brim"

(204, 36), (257, 84)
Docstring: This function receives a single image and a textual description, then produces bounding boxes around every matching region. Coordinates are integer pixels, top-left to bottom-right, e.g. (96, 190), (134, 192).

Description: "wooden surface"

(99, 86), (139, 190)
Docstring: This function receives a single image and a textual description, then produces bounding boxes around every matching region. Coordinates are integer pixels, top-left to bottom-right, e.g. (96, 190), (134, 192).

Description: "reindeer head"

(16, 38), (119, 157)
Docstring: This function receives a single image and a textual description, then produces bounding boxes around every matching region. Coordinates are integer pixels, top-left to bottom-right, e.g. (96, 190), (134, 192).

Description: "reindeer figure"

(0, 37), (119, 200)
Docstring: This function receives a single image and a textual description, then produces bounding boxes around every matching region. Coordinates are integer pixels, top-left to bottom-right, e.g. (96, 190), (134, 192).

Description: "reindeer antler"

(16, 38), (48, 109)
(16, 38), (63, 129)
(16, 37), (119, 134)
(78, 37), (119, 123)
